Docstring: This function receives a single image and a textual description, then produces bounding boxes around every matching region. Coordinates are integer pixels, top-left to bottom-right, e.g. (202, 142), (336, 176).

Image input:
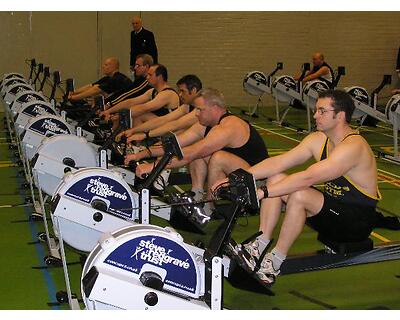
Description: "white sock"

(256, 235), (270, 253)
(270, 248), (286, 270)
(191, 188), (205, 202)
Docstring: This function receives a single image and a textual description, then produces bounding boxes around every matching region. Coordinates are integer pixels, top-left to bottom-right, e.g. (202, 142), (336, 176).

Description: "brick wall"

(142, 12), (400, 107)
(1, 11), (399, 107)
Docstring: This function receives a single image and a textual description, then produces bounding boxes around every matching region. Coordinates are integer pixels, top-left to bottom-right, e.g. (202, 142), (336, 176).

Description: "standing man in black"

(130, 16), (158, 72)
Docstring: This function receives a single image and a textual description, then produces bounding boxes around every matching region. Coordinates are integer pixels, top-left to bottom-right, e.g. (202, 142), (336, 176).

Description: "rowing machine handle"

(269, 62), (284, 78)
(53, 71), (61, 85)
(298, 63), (310, 82)
(337, 66), (346, 76)
(43, 67), (50, 78)
(369, 74), (392, 107)
(66, 78), (74, 93)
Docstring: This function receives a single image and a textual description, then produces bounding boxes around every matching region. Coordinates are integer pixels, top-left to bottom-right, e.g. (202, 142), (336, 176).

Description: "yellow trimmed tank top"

(319, 133), (381, 207)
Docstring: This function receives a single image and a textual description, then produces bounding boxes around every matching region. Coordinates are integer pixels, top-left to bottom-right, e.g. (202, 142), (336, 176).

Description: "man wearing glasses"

(106, 54), (153, 107)
(219, 90), (380, 287)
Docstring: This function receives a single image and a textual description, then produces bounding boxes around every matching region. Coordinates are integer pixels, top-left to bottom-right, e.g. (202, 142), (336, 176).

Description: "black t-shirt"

(106, 76), (151, 106)
(93, 72), (132, 94)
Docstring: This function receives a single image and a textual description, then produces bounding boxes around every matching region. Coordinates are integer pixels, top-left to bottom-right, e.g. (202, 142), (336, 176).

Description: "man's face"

(146, 66), (158, 87)
(132, 18), (142, 32)
(312, 54), (323, 67)
(313, 97), (338, 132)
(134, 58), (147, 77)
(177, 84), (197, 105)
(102, 60), (115, 76)
(193, 96), (213, 126)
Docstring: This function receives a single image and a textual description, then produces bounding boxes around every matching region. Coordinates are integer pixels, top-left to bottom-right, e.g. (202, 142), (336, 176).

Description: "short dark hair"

(318, 89), (355, 123)
(176, 74), (202, 92)
(136, 54), (153, 67)
(153, 64), (168, 81)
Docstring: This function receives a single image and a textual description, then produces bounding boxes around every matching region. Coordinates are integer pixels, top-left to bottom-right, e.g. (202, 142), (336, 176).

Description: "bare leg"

(259, 173), (289, 239)
(274, 188), (324, 256)
(189, 156), (210, 191)
(207, 151), (250, 199)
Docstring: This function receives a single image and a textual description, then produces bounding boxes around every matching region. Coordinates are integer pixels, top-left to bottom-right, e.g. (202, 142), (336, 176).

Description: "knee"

(208, 151), (227, 168)
(287, 189), (309, 207)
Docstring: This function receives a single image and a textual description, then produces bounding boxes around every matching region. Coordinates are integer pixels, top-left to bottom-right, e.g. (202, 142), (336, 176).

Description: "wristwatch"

(259, 185), (269, 199)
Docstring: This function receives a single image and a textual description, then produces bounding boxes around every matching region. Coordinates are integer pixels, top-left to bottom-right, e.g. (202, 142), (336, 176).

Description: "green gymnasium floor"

(0, 102), (399, 310)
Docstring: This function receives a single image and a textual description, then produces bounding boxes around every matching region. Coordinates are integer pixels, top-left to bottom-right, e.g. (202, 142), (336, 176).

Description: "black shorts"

(306, 193), (377, 242)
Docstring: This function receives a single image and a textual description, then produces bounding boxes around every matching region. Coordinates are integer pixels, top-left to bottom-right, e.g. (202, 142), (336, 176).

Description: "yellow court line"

(0, 163), (17, 168)
(370, 232), (391, 243)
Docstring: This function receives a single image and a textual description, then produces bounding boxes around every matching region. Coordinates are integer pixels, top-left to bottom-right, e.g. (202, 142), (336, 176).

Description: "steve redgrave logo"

(84, 177), (128, 201)
(40, 119), (69, 134)
(130, 237), (190, 269)
(32, 105), (48, 115)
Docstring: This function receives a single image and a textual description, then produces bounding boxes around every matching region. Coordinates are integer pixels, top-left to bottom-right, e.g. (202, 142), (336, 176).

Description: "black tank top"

(204, 113), (268, 166)
(151, 87), (179, 117)
(320, 132), (381, 207)
(310, 62), (334, 87)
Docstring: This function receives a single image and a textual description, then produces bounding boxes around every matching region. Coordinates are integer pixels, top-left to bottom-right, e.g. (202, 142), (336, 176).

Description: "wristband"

(259, 185), (269, 199)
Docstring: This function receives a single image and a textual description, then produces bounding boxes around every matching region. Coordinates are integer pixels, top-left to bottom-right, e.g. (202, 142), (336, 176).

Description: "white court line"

(253, 124), (301, 143)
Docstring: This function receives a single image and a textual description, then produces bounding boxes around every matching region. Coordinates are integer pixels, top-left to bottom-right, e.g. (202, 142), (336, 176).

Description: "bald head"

(102, 57), (119, 76)
(312, 52), (325, 67)
(132, 16), (143, 32)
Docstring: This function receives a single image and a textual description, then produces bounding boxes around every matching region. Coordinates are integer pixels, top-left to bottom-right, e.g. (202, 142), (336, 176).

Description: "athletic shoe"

(229, 239), (260, 272)
(255, 253), (280, 285)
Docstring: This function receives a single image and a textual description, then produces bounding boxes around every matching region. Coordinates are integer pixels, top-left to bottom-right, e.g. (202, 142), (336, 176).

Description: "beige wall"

(1, 11), (399, 107)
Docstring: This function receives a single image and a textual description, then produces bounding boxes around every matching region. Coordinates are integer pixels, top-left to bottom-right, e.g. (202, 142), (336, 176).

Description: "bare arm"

(163, 121), (236, 169)
(302, 66), (329, 82)
(73, 83), (92, 94)
(130, 104), (188, 134)
(69, 85), (102, 101)
(104, 89), (152, 114)
(247, 133), (320, 180)
(124, 122), (205, 163)
(392, 88), (400, 95)
(265, 140), (361, 198)
(129, 91), (174, 118)
(149, 110), (198, 138)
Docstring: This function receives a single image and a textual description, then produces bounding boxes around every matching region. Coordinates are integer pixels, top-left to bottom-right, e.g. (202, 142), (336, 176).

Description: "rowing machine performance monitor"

(141, 132), (183, 190)
(298, 62), (311, 83)
(219, 168), (259, 210)
(332, 66), (346, 89)
(28, 58), (37, 80)
(94, 95), (105, 111)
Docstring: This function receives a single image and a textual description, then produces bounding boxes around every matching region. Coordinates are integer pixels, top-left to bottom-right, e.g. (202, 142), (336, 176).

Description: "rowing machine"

(271, 63), (310, 129)
(9, 90), (47, 118)
(20, 114), (74, 161)
(383, 93), (400, 162)
(14, 100), (57, 136)
(80, 168), (261, 310)
(345, 74), (392, 125)
(242, 62), (283, 117)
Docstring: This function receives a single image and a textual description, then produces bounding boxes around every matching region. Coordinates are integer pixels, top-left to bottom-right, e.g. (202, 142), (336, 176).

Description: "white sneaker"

(232, 239), (260, 272)
(255, 253), (280, 285)
(153, 169), (171, 191)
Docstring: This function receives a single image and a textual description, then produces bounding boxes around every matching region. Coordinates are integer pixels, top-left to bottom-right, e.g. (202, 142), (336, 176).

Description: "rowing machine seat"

(317, 233), (373, 254)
